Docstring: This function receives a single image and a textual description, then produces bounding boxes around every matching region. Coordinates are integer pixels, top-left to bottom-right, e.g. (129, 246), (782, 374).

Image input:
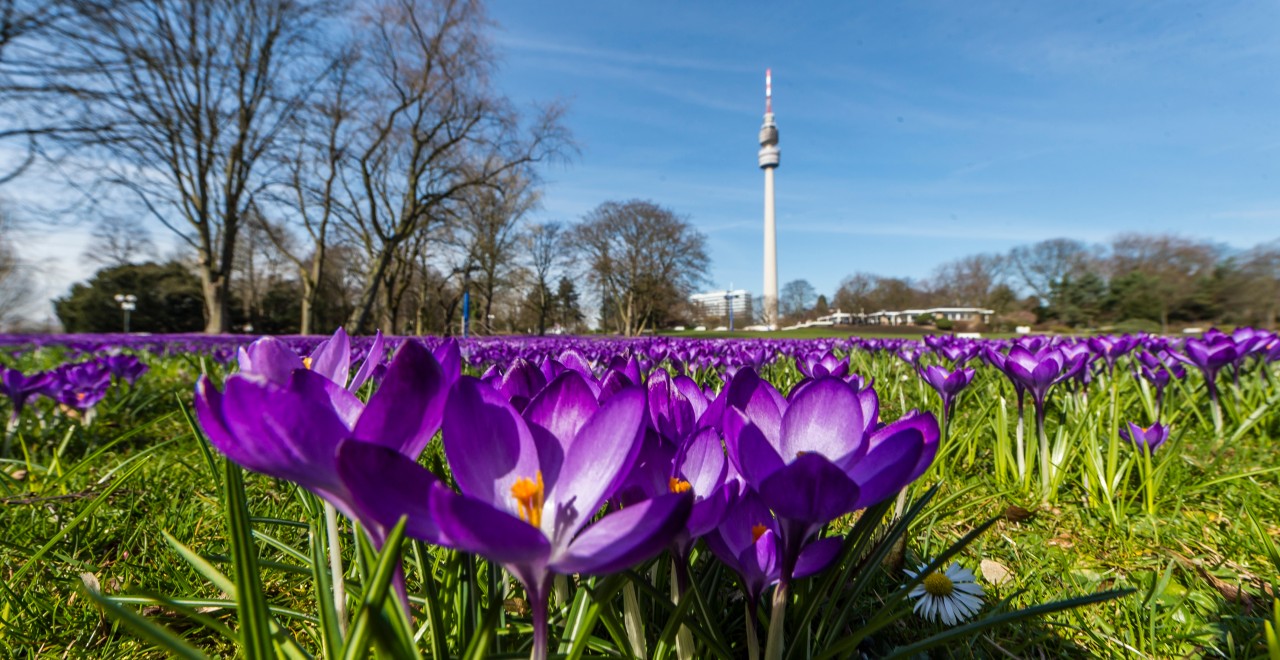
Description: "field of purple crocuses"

(1, 329), (1277, 658)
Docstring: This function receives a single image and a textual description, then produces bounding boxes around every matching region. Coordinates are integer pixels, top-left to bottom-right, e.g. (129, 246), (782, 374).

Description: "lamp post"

(724, 289), (741, 331)
(113, 294), (137, 333)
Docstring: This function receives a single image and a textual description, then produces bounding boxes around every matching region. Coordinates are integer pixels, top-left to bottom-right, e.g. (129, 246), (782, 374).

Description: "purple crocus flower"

(1171, 337), (1236, 393)
(1088, 335), (1137, 373)
(646, 369), (708, 445)
(0, 367), (51, 430)
(236, 328), (385, 395)
(1134, 351), (1186, 420)
(705, 490), (840, 613)
(47, 362), (112, 419)
(482, 357), (548, 411)
(104, 354), (149, 386)
(1120, 422), (1169, 453)
(1170, 336), (1238, 433)
(726, 376), (937, 583)
(337, 374), (691, 660)
(1003, 346), (1082, 411)
(797, 350), (848, 380)
(194, 339), (450, 526)
(917, 364), (975, 425)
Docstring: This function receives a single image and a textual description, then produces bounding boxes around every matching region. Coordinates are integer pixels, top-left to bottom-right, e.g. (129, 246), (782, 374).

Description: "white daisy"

(905, 562), (985, 626)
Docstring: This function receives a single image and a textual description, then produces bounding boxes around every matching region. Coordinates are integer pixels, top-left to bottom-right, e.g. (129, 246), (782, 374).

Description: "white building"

(690, 289), (751, 318)
(863, 307), (994, 326)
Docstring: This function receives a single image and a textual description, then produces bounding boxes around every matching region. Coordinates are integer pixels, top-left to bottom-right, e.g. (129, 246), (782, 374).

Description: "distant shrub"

(1113, 318), (1162, 335)
(913, 313), (935, 326)
(935, 317), (955, 331)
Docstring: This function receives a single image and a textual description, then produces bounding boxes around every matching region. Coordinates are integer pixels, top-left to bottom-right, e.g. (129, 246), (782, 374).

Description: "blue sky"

(10, 1), (1280, 321)
(485, 1), (1280, 300)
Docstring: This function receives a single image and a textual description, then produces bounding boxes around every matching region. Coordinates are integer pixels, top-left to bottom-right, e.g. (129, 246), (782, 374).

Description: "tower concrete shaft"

(758, 69), (780, 327)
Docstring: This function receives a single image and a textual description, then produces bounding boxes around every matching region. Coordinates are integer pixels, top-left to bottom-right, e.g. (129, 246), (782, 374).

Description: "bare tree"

(0, 205), (34, 327)
(1108, 233), (1220, 332)
(520, 221), (568, 335)
(230, 204), (296, 330)
(43, 0), (333, 332)
(779, 279), (816, 320)
(82, 215), (156, 267)
(833, 272), (879, 314)
(574, 199), (709, 336)
(260, 49), (358, 334)
(447, 171), (535, 334)
(0, 0), (92, 184)
(333, 0), (569, 333)
(1007, 238), (1094, 303)
(1221, 244), (1280, 329)
(928, 253), (1005, 307)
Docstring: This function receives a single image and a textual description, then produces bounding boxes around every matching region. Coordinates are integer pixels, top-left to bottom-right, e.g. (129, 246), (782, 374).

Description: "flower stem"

(323, 502), (348, 634)
(1036, 403), (1051, 499)
(531, 592), (549, 660)
(1015, 391), (1027, 487)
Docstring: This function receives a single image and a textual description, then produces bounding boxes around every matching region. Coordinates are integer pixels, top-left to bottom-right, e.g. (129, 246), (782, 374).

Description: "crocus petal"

(793, 537), (843, 579)
(213, 371), (352, 502)
(727, 410), (785, 488)
(353, 340), (447, 460)
(430, 489), (552, 565)
(336, 440), (445, 543)
(677, 426), (728, 497)
(524, 371), (599, 455)
(778, 377), (864, 466)
(726, 368), (784, 445)
(543, 387), (646, 543)
(348, 331), (385, 393)
(757, 453), (861, 525)
(673, 375), (709, 424)
(685, 481), (735, 539)
(239, 337), (304, 383)
(443, 377), (543, 514)
(432, 338), (463, 385)
(736, 529), (780, 601)
(848, 418), (929, 510)
(309, 328), (351, 386)
(552, 493), (692, 574)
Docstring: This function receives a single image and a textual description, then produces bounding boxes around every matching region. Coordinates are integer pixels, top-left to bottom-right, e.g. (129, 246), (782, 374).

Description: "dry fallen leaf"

(980, 559), (1012, 586)
(79, 572), (101, 595)
(1001, 505), (1034, 522)
(504, 597), (530, 616)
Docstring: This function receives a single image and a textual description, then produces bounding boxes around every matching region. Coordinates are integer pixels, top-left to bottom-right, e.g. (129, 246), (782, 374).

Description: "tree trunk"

(201, 268), (230, 334)
(347, 248), (395, 334)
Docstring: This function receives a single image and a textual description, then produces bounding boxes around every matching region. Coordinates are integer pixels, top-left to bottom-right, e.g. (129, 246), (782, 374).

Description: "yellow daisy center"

(922, 571), (954, 596)
(668, 478), (692, 494)
(511, 472), (544, 528)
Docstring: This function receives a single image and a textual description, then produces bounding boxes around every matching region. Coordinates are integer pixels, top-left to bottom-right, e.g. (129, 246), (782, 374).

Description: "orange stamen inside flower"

(302, 356), (313, 370)
(751, 524), (768, 542)
(511, 472), (544, 528)
(668, 478), (692, 494)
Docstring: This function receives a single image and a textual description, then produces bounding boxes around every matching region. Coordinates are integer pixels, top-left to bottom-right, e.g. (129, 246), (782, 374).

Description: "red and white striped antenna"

(765, 68), (773, 114)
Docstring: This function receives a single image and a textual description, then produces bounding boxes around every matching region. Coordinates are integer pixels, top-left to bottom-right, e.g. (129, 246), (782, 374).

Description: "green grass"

(0, 344), (1276, 657)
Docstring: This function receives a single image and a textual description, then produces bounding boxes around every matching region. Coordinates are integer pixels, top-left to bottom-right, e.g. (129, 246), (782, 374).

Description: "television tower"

(758, 69), (780, 328)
